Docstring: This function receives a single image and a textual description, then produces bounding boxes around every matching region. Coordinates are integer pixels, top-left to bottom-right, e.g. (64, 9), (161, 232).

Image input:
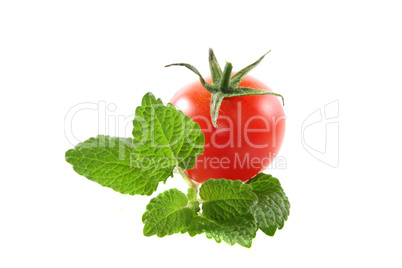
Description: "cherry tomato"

(170, 75), (285, 183)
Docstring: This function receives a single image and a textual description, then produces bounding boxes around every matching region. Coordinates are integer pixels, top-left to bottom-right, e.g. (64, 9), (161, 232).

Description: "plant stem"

(176, 166), (199, 193)
(219, 62), (233, 93)
(197, 199), (206, 204)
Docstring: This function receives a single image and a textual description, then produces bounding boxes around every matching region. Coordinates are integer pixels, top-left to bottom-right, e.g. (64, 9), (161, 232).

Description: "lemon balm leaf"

(132, 92), (205, 174)
(185, 179), (258, 248)
(248, 173), (290, 236)
(65, 135), (163, 196)
(142, 188), (196, 237)
(199, 179), (258, 221)
(188, 213), (257, 248)
(65, 92), (205, 196)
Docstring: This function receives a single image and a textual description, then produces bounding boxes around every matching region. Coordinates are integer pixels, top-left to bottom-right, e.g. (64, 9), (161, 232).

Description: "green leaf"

(132, 92), (205, 176)
(188, 213), (257, 248)
(66, 92), (206, 196)
(248, 173), (290, 236)
(187, 179), (258, 247)
(199, 179), (258, 221)
(65, 135), (163, 196)
(142, 188), (195, 237)
(187, 188), (200, 213)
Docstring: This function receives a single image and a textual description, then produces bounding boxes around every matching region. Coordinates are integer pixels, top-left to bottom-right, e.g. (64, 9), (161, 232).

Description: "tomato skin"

(170, 75), (285, 183)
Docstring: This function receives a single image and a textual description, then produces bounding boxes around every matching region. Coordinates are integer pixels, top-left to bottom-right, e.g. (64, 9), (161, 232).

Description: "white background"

(1, 1), (402, 267)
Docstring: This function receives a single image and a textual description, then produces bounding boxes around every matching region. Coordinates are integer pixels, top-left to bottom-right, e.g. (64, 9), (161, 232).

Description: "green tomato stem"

(165, 48), (284, 128)
(219, 62), (233, 93)
(176, 166), (199, 193)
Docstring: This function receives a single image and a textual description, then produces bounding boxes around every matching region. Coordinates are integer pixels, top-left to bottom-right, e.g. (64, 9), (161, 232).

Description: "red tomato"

(170, 75), (285, 183)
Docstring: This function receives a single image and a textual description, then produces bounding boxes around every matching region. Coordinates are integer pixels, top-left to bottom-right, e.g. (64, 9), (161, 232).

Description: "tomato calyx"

(165, 48), (285, 127)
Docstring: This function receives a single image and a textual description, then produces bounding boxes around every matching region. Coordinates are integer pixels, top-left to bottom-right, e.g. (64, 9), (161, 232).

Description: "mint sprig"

(185, 177), (289, 248)
(65, 91), (290, 248)
(65, 92), (204, 196)
(139, 177), (290, 248)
